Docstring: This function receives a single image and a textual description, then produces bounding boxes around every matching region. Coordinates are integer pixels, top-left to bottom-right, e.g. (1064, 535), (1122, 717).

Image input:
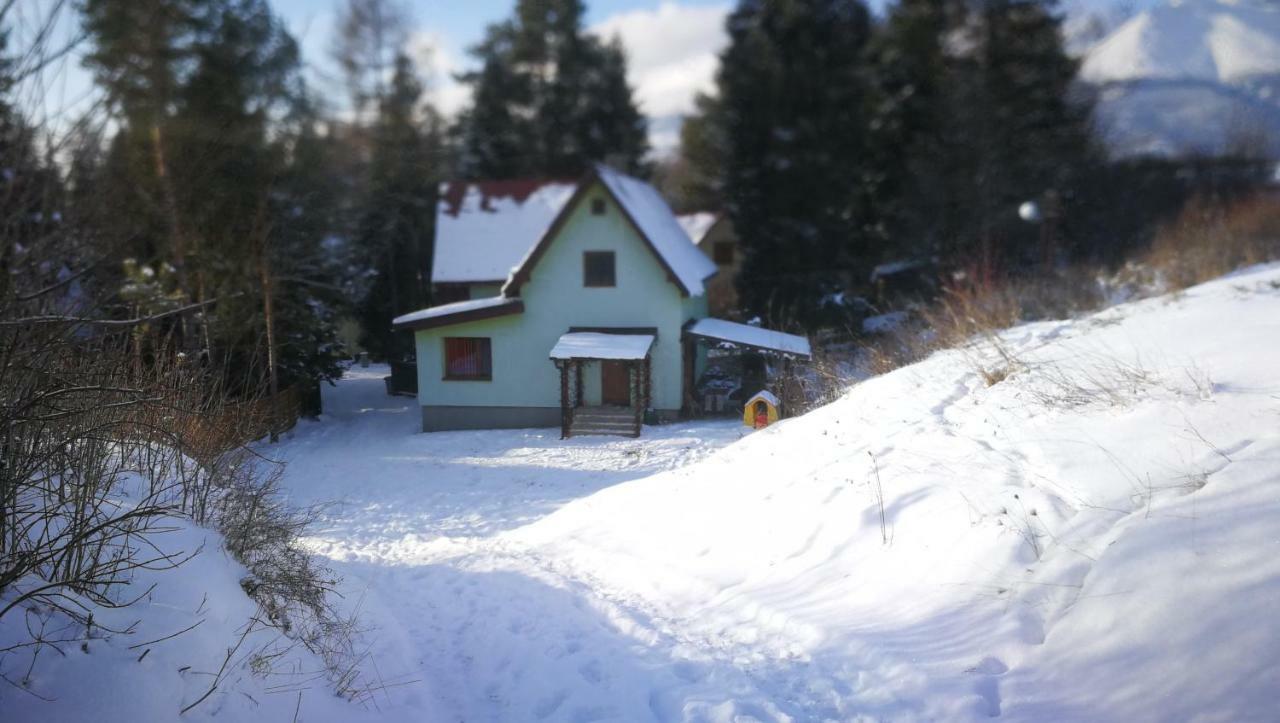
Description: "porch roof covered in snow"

(684, 318), (812, 359)
(391, 296), (524, 332)
(548, 332), (655, 361)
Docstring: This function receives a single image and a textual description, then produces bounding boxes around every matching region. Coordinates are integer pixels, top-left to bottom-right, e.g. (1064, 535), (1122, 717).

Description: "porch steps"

(569, 406), (639, 437)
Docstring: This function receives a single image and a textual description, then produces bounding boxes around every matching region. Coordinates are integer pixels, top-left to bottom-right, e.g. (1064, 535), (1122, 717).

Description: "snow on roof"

(433, 179), (577, 283)
(549, 332), (655, 361)
(392, 295), (522, 329)
(745, 389), (781, 407)
(595, 165), (718, 296)
(685, 318), (812, 358)
(676, 212), (719, 245)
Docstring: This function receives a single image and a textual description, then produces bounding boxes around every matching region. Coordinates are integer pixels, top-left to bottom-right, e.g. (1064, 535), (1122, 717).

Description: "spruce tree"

(875, 0), (1098, 270)
(456, 0), (647, 178)
(666, 91), (729, 213)
(356, 53), (439, 361)
(867, 0), (954, 264)
(719, 0), (877, 328)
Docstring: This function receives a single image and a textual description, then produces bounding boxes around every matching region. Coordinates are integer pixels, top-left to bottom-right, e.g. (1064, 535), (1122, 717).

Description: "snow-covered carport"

(681, 318), (812, 418)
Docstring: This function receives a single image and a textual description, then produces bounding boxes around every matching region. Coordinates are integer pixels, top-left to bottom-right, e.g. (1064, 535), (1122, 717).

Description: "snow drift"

(19, 265), (1278, 721)
(501, 263), (1280, 720)
(281, 264), (1280, 721)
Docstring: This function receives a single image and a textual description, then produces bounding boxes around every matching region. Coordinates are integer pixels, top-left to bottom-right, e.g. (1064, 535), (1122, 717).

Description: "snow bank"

(2, 516), (375, 722)
(505, 263), (1280, 720)
(249, 264), (1280, 721)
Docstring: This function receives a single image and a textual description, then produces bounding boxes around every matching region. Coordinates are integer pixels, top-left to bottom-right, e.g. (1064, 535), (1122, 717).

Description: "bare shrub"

(1, 259), (372, 706)
(1145, 195), (1280, 291)
(1023, 352), (1159, 410)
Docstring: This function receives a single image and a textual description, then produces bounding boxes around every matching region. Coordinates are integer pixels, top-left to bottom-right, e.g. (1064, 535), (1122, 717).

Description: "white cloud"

(591, 2), (730, 120)
(408, 32), (472, 119)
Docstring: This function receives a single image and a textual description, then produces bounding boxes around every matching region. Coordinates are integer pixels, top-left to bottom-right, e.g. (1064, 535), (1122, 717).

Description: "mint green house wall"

(467, 282), (503, 298)
(412, 180), (710, 431)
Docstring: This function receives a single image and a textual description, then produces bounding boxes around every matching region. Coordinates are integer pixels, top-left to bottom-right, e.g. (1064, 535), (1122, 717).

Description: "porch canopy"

(683, 318), (811, 359)
(550, 332), (655, 440)
(549, 332), (654, 361)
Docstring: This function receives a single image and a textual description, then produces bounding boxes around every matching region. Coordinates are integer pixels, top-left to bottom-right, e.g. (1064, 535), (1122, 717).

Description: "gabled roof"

(676, 212), (720, 246)
(504, 164), (719, 298)
(432, 179), (577, 284)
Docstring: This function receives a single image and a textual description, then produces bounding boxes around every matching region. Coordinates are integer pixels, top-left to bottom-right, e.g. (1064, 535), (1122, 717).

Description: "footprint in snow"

(578, 659), (606, 684)
(534, 690), (568, 719)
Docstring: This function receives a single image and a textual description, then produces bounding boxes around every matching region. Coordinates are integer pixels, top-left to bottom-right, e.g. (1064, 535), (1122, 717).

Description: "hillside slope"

(501, 264), (1280, 720)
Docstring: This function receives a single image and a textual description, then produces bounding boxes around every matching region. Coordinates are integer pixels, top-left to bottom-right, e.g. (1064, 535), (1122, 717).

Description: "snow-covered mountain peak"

(1081, 0), (1280, 86)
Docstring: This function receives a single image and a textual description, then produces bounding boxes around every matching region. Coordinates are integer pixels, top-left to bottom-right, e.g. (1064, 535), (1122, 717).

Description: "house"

(677, 212), (741, 318)
(393, 164), (810, 437)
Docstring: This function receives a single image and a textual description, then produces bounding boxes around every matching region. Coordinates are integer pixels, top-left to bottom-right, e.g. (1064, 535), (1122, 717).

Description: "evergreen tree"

(329, 0), (411, 121)
(719, 0), (878, 327)
(80, 0), (210, 291)
(866, 0), (954, 263)
(873, 0), (1098, 271)
(456, 0), (647, 178)
(355, 53), (439, 361)
(664, 91), (729, 213)
(81, 0), (347, 405)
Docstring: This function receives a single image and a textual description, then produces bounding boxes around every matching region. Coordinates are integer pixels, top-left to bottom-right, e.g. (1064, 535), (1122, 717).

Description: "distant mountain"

(1079, 0), (1280, 158)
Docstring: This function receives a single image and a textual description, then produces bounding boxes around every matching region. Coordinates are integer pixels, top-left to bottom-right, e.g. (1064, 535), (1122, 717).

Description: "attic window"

(583, 251), (616, 287)
(590, 197), (607, 215)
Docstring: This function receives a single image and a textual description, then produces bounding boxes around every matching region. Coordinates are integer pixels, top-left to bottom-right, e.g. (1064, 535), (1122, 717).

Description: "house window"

(591, 197), (607, 215)
(713, 241), (735, 265)
(443, 337), (492, 380)
(583, 251), (616, 287)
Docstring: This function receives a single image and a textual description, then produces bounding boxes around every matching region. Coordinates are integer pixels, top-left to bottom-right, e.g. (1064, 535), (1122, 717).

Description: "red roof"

(439, 178), (578, 218)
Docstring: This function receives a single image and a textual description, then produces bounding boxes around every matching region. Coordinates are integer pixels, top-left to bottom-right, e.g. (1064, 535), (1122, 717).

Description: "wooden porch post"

(681, 336), (696, 418)
(781, 356), (791, 418)
(643, 354), (652, 416)
(574, 360), (584, 408)
(558, 361), (571, 439)
(631, 360), (642, 437)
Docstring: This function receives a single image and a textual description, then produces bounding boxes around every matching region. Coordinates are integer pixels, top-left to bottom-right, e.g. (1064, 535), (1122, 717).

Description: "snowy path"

(270, 265), (1280, 722)
(271, 368), (756, 721)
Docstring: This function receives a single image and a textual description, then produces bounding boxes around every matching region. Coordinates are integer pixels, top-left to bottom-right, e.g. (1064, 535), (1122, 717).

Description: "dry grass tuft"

(1145, 195), (1280, 291)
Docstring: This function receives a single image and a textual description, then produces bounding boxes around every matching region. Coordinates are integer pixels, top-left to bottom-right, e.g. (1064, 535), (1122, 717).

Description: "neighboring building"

(394, 165), (810, 437)
(678, 212), (741, 318)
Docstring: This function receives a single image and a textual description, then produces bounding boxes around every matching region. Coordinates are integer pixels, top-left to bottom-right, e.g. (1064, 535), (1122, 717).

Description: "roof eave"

(392, 299), (525, 332)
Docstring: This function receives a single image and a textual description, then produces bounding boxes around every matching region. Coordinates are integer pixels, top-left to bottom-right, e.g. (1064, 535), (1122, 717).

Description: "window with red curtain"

(443, 337), (492, 380)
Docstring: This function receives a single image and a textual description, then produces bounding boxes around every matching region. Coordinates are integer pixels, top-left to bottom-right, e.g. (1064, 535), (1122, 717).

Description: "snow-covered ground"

(9, 264), (1280, 721)
(272, 264), (1280, 722)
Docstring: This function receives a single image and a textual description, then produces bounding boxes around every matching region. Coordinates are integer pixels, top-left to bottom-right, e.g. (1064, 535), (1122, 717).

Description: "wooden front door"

(601, 361), (631, 407)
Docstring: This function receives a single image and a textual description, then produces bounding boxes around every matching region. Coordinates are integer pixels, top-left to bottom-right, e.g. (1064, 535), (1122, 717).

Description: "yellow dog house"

(743, 390), (781, 428)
